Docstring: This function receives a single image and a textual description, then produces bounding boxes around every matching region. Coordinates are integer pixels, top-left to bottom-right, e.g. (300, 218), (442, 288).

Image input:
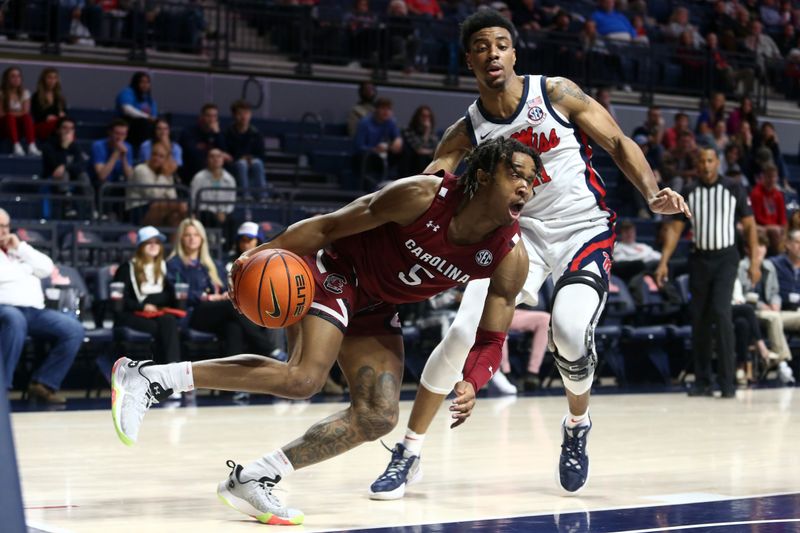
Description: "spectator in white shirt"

(0, 208), (84, 403)
(613, 219), (662, 280)
(190, 148), (237, 240)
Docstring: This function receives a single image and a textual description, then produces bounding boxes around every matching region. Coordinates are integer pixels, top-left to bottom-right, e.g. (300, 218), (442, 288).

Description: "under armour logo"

(489, 365), (494, 374)
(426, 221), (440, 232)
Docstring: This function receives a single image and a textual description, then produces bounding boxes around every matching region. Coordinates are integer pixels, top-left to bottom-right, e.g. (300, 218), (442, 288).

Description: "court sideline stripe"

(611, 518), (800, 533)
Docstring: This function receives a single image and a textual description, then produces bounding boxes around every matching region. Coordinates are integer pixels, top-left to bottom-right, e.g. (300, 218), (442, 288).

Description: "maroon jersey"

(330, 172), (521, 305)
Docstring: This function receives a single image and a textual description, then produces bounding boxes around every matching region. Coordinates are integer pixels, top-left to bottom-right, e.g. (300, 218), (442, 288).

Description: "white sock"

(242, 449), (295, 481)
(565, 409), (589, 429)
(402, 428), (425, 456)
(146, 362), (194, 393)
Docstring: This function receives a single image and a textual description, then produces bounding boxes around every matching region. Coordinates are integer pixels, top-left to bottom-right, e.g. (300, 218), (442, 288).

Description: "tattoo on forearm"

(282, 366), (400, 469)
(548, 77), (589, 105)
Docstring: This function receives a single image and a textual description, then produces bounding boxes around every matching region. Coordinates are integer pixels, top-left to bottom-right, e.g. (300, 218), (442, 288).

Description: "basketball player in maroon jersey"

(110, 138), (541, 525)
(370, 9), (691, 500)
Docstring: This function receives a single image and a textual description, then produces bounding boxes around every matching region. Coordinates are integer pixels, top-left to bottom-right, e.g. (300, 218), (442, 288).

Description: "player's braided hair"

(459, 137), (542, 199)
(460, 9), (518, 51)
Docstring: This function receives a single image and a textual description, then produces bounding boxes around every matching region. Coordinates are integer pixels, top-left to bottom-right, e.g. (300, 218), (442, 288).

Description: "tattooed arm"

(546, 77), (689, 217)
(422, 117), (473, 174)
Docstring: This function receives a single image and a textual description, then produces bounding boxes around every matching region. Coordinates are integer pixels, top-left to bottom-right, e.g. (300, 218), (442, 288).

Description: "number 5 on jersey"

(399, 264), (434, 286)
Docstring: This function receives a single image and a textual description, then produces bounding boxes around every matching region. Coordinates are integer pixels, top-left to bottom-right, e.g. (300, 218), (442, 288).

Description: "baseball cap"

(237, 221), (261, 239)
(136, 225), (166, 246)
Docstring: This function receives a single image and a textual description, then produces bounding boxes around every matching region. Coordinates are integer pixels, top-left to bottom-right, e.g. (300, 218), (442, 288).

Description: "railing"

(4, 0), (789, 109)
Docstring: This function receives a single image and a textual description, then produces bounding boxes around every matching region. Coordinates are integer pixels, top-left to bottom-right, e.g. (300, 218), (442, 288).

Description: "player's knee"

(551, 312), (587, 359)
(280, 365), (327, 399)
(352, 403), (398, 442)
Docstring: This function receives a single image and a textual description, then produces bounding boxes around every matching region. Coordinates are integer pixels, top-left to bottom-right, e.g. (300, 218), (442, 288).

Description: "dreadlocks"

(459, 137), (542, 199)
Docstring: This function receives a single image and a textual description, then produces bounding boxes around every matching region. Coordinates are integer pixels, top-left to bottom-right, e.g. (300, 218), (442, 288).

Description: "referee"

(656, 147), (761, 398)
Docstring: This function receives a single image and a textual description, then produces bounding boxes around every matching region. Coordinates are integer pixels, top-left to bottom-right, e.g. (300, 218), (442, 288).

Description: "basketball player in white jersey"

(369, 9), (691, 499)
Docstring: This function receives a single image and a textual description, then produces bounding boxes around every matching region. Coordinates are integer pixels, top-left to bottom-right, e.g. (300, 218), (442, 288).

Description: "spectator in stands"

(42, 117), (91, 219)
(116, 71), (157, 149)
(0, 66), (41, 156)
(738, 234), (795, 371)
(224, 100), (267, 199)
(761, 0), (783, 29)
(743, 20), (782, 83)
(730, 278), (779, 385)
(776, 23), (796, 57)
(662, 112), (690, 151)
(384, 0), (420, 73)
(406, 0), (442, 19)
(225, 221), (261, 274)
(31, 67), (67, 142)
(400, 105), (439, 175)
(670, 131), (700, 191)
(705, 32), (754, 95)
(0, 208), (83, 404)
(707, 1), (738, 38)
(727, 96), (758, 136)
(138, 117), (182, 173)
(592, 0), (636, 42)
(343, 0), (379, 64)
(167, 218), (282, 360)
(656, 147), (759, 398)
(664, 6), (705, 47)
(42, 117), (88, 185)
(91, 118), (134, 187)
(595, 87), (617, 122)
(676, 30), (705, 88)
(634, 105), (665, 147)
(191, 148), (237, 238)
(630, 14), (649, 44)
(512, 0), (546, 31)
(733, 120), (758, 181)
(750, 163), (787, 254)
(112, 226), (182, 366)
(773, 229), (800, 314)
(711, 121), (731, 154)
(179, 103), (229, 183)
(696, 92), (727, 134)
(354, 97), (402, 186)
(127, 141), (186, 227)
(347, 81), (377, 137)
(758, 122), (791, 189)
(613, 219), (662, 280)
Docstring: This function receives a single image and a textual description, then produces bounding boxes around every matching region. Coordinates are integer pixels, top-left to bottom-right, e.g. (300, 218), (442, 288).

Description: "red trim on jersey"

(568, 235), (616, 272)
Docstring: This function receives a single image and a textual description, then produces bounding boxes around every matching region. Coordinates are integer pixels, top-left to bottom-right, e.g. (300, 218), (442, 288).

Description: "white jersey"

(465, 75), (614, 231)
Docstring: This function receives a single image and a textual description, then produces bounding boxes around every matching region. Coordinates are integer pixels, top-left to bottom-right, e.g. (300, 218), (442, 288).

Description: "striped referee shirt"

(681, 177), (752, 251)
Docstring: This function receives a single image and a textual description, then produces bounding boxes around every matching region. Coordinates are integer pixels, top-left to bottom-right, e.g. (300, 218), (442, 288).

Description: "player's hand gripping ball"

(232, 249), (315, 328)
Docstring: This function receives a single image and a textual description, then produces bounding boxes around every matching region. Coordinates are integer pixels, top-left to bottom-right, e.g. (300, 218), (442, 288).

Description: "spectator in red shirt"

(662, 112), (690, 151)
(749, 163), (787, 254)
(406, 0), (442, 19)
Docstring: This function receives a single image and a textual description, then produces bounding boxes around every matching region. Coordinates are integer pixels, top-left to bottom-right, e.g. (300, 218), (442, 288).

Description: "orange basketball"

(234, 249), (315, 328)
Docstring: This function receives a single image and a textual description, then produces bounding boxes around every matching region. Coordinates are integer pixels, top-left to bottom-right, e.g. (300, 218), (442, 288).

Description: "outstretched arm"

(423, 118), (473, 174)
(450, 241), (528, 428)
(547, 77), (690, 218)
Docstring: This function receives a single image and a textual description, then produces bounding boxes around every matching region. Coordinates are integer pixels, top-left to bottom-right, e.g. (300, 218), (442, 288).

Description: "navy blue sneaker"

(368, 442), (422, 500)
(557, 416), (591, 494)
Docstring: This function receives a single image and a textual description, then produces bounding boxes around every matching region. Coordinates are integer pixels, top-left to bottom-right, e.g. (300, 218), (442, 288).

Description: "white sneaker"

(217, 460), (304, 525)
(27, 143), (41, 156)
(111, 357), (171, 446)
(778, 361), (796, 385)
(488, 371), (518, 395)
(12, 143), (25, 156)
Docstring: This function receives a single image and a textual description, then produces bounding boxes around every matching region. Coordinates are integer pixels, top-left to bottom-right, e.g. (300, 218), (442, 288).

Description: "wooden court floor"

(13, 388), (800, 532)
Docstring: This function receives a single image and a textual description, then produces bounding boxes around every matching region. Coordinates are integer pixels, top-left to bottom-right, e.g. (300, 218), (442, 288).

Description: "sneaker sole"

(111, 357), (135, 447)
(368, 468), (423, 501)
(216, 481), (304, 525)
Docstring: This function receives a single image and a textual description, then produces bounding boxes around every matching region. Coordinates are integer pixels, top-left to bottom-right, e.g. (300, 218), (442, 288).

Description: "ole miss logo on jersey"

(510, 126), (558, 187)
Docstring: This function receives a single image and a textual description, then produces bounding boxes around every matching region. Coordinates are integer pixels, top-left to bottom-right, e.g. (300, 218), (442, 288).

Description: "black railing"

(2, 1), (791, 109)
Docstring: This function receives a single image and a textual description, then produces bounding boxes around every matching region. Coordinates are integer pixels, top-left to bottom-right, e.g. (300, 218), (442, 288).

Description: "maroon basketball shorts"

(302, 249), (402, 337)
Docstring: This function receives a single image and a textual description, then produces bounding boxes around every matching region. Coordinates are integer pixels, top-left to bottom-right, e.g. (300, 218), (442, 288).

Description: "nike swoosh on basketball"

(479, 130), (493, 140)
(266, 280), (281, 319)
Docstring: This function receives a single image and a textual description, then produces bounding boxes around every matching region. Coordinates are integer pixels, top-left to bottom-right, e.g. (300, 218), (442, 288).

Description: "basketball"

(233, 249), (315, 328)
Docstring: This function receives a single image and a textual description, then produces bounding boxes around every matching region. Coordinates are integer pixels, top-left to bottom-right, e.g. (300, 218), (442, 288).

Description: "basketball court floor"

(13, 387), (800, 532)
